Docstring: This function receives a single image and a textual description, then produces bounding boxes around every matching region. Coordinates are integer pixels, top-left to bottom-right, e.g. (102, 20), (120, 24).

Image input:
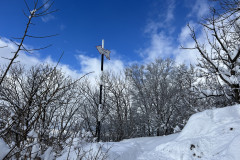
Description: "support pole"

(97, 39), (104, 142)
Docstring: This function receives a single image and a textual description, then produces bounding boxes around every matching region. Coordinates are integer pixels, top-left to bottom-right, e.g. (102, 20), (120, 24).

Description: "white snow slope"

(1, 105), (240, 159)
(106, 105), (240, 160)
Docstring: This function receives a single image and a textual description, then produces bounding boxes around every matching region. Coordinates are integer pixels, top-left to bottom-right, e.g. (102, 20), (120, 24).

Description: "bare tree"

(0, 64), (84, 159)
(126, 58), (195, 136)
(126, 64), (153, 136)
(0, 0), (57, 85)
(102, 71), (134, 141)
(183, 0), (240, 103)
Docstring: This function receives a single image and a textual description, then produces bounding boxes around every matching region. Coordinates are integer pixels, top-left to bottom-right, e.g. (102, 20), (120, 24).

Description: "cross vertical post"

(96, 39), (110, 142)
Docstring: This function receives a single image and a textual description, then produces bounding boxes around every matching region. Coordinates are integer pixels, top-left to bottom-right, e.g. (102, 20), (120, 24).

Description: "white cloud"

(174, 42), (200, 65)
(142, 22), (204, 66)
(0, 37), (125, 86)
(77, 54), (125, 84)
(178, 24), (192, 45)
(140, 32), (175, 63)
(0, 37), (82, 79)
(175, 21), (209, 65)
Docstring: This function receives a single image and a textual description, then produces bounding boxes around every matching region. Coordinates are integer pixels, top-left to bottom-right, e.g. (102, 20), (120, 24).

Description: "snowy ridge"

(107, 105), (240, 160)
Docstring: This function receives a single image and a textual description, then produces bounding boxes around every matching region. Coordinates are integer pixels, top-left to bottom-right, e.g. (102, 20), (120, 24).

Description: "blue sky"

(0, 0), (211, 79)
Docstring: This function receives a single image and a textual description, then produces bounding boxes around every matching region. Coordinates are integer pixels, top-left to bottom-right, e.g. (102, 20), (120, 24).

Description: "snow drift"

(107, 105), (240, 160)
(148, 105), (240, 160)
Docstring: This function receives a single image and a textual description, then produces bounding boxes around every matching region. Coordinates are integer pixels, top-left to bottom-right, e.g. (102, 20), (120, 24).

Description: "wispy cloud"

(140, 0), (176, 62)
(144, 0), (175, 34)
(75, 49), (86, 55)
(60, 24), (66, 31)
(41, 0), (55, 22)
(166, 0), (175, 23)
(187, 0), (209, 19)
(140, 0), (211, 65)
(41, 14), (55, 23)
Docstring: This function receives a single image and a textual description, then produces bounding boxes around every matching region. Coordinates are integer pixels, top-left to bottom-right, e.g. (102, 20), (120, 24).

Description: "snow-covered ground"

(106, 134), (178, 160)
(1, 105), (240, 159)
(105, 105), (240, 160)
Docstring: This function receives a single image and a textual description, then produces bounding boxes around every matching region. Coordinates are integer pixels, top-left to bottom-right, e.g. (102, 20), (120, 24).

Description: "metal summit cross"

(96, 39), (110, 142)
(96, 45), (110, 60)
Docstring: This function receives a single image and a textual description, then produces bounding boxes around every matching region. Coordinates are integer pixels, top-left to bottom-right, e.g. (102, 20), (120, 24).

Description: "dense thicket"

(0, 65), (85, 159)
(0, 61), (202, 159)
